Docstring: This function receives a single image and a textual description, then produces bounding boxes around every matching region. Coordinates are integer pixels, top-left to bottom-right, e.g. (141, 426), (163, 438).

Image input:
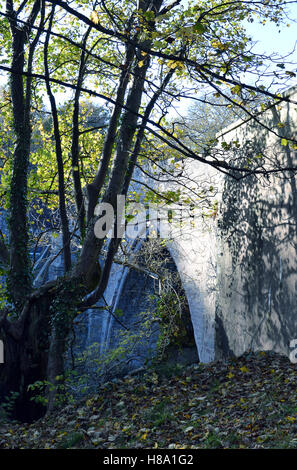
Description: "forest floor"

(1, 350), (297, 449)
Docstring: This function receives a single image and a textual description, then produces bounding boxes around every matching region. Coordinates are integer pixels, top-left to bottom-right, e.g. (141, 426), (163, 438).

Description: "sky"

(244, 3), (297, 58)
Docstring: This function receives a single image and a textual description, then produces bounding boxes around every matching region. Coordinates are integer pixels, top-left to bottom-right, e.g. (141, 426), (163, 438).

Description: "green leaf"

(193, 22), (206, 34)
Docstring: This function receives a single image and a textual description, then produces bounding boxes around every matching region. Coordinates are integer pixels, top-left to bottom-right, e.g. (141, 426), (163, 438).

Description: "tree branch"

(43, 2), (72, 272)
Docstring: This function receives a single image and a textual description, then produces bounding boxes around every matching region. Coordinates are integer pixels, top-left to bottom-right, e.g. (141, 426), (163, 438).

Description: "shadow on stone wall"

(215, 101), (297, 359)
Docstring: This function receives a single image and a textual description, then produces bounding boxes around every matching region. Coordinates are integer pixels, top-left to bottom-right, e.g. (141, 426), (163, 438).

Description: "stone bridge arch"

(74, 85), (297, 382)
(146, 159), (224, 363)
(97, 236), (201, 372)
(164, 234), (217, 363)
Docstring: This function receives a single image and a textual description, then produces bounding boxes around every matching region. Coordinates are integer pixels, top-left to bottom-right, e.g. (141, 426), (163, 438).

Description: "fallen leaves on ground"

(1, 350), (297, 449)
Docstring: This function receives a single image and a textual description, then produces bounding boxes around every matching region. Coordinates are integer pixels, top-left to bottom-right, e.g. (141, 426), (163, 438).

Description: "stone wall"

(147, 85), (297, 363)
(215, 86), (297, 360)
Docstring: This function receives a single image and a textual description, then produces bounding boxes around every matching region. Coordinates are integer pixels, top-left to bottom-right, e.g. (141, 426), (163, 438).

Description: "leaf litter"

(1, 351), (297, 449)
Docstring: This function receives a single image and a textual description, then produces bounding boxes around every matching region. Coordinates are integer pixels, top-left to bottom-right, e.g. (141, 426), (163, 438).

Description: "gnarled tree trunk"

(0, 290), (52, 421)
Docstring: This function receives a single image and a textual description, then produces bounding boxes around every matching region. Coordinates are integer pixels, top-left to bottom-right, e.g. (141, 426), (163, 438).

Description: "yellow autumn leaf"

(239, 366), (249, 373)
(211, 40), (228, 51)
(138, 60), (145, 68)
(227, 372), (234, 378)
(168, 60), (184, 70)
(211, 40), (220, 48)
(140, 433), (147, 440)
(90, 11), (99, 24)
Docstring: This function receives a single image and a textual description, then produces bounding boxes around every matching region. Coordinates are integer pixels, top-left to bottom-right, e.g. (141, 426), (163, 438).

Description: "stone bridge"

(31, 85), (297, 380)
(93, 84), (297, 365)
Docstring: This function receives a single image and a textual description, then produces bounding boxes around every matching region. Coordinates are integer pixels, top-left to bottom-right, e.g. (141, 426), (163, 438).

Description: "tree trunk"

(0, 274), (84, 421)
(46, 329), (66, 414)
(0, 294), (52, 422)
(8, 26), (32, 307)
